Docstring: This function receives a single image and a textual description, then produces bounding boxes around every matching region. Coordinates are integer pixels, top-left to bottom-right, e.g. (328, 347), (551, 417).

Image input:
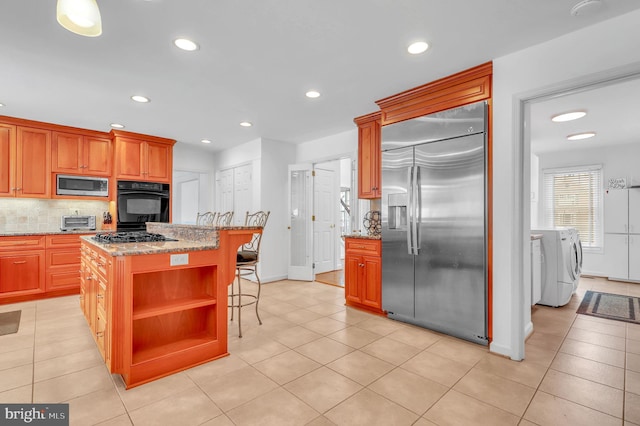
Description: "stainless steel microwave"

(56, 175), (109, 197)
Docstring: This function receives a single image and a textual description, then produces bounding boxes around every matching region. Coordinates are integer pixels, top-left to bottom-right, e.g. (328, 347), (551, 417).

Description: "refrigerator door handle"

(414, 166), (421, 253)
(407, 166), (414, 255)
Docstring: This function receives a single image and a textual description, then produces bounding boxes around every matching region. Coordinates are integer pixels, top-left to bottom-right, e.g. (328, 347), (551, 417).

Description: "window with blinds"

(542, 165), (602, 250)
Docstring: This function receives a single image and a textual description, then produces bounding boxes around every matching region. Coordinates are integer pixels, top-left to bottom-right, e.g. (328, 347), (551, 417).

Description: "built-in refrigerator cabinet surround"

(381, 100), (488, 345)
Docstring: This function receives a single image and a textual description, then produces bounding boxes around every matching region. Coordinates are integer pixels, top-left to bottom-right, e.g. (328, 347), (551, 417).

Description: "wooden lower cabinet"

(80, 229), (252, 388)
(344, 238), (383, 314)
(0, 236), (46, 302)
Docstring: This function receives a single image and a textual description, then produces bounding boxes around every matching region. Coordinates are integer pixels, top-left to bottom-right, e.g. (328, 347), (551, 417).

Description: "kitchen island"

(80, 224), (259, 389)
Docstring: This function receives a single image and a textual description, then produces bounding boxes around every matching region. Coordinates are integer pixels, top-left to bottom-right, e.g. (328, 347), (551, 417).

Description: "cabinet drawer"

(48, 249), (82, 267)
(46, 269), (81, 291)
(46, 234), (86, 248)
(345, 238), (381, 255)
(0, 236), (45, 251)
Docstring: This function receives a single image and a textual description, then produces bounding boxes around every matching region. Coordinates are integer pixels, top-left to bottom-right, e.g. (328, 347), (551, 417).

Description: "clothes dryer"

(531, 228), (579, 307)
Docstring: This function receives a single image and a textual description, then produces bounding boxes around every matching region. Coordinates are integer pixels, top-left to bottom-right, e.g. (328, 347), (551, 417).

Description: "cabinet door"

(361, 255), (382, 309)
(52, 132), (83, 173)
(17, 127), (50, 198)
(0, 251), (45, 293)
(344, 254), (362, 304)
(531, 239), (542, 305)
(145, 141), (172, 182)
(604, 189), (628, 234)
(605, 233), (628, 280)
(629, 188), (640, 234)
(84, 137), (112, 176)
(0, 124), (16, 196)
(629, 235), (640, 281)
(115, 138), (144, 180)
(358, 120), (381, 199)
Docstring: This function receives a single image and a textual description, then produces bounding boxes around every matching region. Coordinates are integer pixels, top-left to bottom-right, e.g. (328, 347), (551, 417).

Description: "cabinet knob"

(96, 331), (104, 337)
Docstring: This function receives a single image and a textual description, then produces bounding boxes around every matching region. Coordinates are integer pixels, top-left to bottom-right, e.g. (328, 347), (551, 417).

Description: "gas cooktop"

(92, 231), (178, 244)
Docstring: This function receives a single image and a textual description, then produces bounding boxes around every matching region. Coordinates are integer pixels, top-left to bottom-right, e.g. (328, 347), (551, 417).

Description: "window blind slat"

(542, 166), (602, 249)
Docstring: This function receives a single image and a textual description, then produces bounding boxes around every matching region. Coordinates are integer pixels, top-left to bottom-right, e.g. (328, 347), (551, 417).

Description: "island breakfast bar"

(79, 223), (259, 389)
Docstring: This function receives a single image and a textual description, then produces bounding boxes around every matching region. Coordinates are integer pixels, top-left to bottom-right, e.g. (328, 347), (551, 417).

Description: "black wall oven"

(117, 181), (170, 231)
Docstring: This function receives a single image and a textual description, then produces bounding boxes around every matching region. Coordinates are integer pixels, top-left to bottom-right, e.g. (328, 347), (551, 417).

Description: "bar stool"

(215, 211), (234, 226)
(228, 210), (270, 337)
(196, 211), (217, 226)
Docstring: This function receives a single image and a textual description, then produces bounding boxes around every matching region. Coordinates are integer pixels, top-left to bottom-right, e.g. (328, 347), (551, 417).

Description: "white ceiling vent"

(570, 0), (603, 16)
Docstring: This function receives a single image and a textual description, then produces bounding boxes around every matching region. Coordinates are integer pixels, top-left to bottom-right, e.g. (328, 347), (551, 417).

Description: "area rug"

(0, 310), (21, 336)
(577, 291), (640, 325)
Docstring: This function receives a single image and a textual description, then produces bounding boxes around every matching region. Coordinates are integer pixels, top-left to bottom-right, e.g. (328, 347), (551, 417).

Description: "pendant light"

(57, 0), (102, 37)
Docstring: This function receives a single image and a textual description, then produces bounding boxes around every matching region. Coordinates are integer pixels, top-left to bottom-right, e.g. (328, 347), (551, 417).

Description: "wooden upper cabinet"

(52, 132), (111, 176)
(145, 141), (172, 182)
(1, 123), (52, 198)
(355, 112), (381, 199)
(0, 123), (16, 197)
(15, 127), (51, 198)
(112, 131), (175, 183)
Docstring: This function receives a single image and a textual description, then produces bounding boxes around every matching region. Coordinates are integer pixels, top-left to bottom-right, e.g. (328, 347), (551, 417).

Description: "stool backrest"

(196, 211), (217, 226)
(241, 211), (270, 256)
(215, 211), (234, 227)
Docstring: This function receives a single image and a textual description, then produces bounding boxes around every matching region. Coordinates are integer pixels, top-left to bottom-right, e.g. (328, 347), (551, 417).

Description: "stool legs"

(229, 267), (262, 338)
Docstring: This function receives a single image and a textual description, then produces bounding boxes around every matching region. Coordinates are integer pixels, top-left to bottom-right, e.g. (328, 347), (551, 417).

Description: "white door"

(288, 164), (314, 281)
(629, 188), (640, 234)
(630, 235), (640, 281)
(605, 233), (628, 280)
(313, 167), (337, 274)
(604, 189), (628, 233)
(217, 169), (234, 214)
(234, 164), (253, 225)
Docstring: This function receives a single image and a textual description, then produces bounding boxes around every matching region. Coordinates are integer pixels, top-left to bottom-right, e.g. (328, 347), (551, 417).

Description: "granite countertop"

(343, 234), (381, 240)
(80, 235), (220, 257)
(82, 223), (263, 256)
(0, 229), (100, 237)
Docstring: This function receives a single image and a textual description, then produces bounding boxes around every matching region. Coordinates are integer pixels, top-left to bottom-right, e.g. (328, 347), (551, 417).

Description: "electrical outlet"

(170, 253), (189, 266)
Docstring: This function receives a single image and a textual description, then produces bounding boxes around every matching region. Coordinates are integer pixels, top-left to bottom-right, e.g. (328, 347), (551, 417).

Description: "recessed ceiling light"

(201, 139), (212, 144)
(239, 121), (252, 127)
(551, 111), (587, 122)
(110, 123), (125, 129)
(174, 38), (199, 51)
(131, 95), (150, 103)
(306, 90), (320, 98)
(567, 132), (596, 140)
(0, 103), (4, 107)
(407, 41), (429, 55)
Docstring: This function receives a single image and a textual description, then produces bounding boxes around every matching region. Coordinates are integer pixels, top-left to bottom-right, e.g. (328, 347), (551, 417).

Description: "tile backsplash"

(0, 199), (110, 232)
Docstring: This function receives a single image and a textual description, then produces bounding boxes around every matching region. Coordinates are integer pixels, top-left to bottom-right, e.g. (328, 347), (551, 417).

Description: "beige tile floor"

(1, 276), (640, 425)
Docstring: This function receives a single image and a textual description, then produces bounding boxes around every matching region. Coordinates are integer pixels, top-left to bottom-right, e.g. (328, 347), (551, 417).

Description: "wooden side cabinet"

(52, 132), (112, 176)
(111, 131), (175, 183)
(354, 113), (381, 199)
(344, 237), (383, 314)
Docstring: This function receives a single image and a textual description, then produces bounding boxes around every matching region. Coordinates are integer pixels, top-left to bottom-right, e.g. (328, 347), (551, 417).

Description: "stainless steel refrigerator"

(381, 100), (488, 345)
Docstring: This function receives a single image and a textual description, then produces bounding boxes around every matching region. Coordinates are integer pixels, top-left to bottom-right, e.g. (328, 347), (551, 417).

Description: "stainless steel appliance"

(92, 231), (177, 244)
(60, 215), (96, 231)
(116, 181), (170, 231)
(381, 100), (488, 345)
(56, 174), (108, 197)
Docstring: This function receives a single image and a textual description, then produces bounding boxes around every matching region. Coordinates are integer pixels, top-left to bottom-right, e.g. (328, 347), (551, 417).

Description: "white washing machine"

(531, 228), (581, 307)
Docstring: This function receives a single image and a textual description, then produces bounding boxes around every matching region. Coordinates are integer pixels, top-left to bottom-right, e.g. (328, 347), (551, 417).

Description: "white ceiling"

(529, 77), (640, 155)
(1, 0), (639, 152)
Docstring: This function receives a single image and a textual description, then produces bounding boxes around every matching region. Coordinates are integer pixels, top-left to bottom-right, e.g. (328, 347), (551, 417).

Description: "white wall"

(260, 138), (296, 282)
(536, 142), (640, 276)
(296, 129), (357, 164)
(173, 143), (216, 221)
(493, 9), (640, 359)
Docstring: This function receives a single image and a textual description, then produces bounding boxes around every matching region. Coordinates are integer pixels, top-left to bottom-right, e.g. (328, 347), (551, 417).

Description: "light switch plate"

(170, 253), (189, 266)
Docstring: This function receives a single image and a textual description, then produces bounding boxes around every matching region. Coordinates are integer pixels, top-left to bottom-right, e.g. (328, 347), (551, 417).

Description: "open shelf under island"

(80, 223), (259, 389)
